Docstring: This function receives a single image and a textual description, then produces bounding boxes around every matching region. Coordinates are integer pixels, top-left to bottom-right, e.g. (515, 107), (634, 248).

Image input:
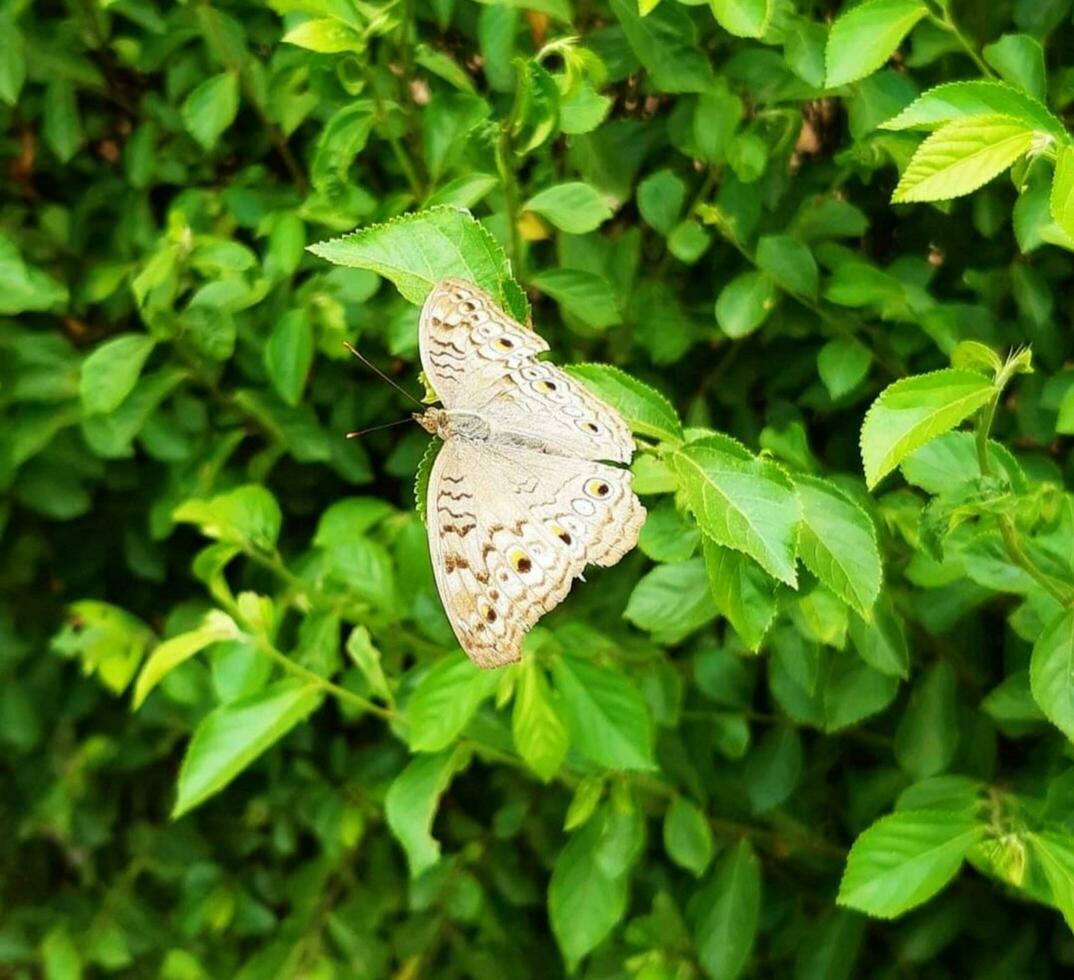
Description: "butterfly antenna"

(347, 418), (414, 439)
(343, 341), (423, 407)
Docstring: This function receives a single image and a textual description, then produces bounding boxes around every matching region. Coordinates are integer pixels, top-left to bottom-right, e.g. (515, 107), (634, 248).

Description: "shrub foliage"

(6, 0), (1074, 975)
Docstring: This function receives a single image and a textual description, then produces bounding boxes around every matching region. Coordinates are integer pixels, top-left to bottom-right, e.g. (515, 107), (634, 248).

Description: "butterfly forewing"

(419, 279), (634, 463)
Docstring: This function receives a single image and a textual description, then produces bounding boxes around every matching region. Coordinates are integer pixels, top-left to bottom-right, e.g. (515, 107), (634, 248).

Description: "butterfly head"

(414, 408), (444, 436)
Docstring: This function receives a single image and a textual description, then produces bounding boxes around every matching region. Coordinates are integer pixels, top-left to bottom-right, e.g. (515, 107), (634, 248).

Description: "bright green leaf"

(795, 475), (882, 616)
(512, 658), (569, 781)
(80, 335), (156, 416)
(308, 206), (527, 321)
(708, 0), (772, 39)
(837, 809), (984, 917)
(173, 679), (323, 817)
(181, 72), (240, 151)
(671, 441), (800, 586)
(552, 653), (655, 771)
(523, 182), (613, 235)
(565, 363), (683, 443)
(1030, 608), (1074, 742)
(385, 746), (469, 877)
(825, 0), (928, 89)
(263, 310), (313, 407)
(860, 369), (996, 488)
(891, 115), (1036, 204)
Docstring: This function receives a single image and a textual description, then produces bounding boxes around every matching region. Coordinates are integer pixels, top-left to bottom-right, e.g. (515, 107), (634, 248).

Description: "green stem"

(976, 385), (1074, 606)
(362, 65), (424, 200)
(240, 615), (396, 721)
(926, 5), (995, 79)
(496, 125), (524, 279)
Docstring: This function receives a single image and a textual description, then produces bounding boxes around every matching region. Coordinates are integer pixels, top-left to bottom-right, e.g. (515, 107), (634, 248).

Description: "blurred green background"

(7, 0), (1074, 977)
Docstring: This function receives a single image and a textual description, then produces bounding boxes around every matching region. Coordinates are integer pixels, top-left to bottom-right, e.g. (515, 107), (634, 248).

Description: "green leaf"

(523, 182), (613, 235)
(133, 611), (239, 709)
(983, 33), (1045, 100)
(530, 269), (621, 328)
(860, 369), (996, 489)
(745, 726), (803, 814)
(625, 558), (719, 642)
(900, 431), (1025, 495)
(57, 601), (154, 696)
(825, 0), (928, 89)
(609, 0), (714, 93)
(552, 653), (655, 770)
(637, 169), (686, 235)
(881, 80), (1066, 140)
(849, 598), (909, 678)
(311, 101), (375, 192)
(43, 79), (82, 163)
(795, 475), (882, 616)
(565, 364), (683, 443)
(715, 271), (779, 339)
(756, 235), (818, 299)
(702, 538), (778, 652)
(385, 746), (469, 877)
(639, 500), (700, 562)
(41, 924), (82, 980)
(671, 441), (800, 586)
(818, 339), (871, 399)
(80, 335), (157, 416)
(173, 679), (323, 817)
(471, 0), (573, 23)
(891, 115), (1036, 204)
(894, 663), (958, 779)
(708, 0), (772, 39)
(794, 911), (865, 980)
(823, 650), (900, 732)
(181, 72), (240, 151)
(1030, 608), (1074, 742)
(345, 626), (391, 702)
(263, 310), (313, 407)
(0, 16), (25, 106)
(1050, 145), (1074, 242)
(408, 653), (499, 752)
(1030, 832), (1074, 932)
(308, 206), (527, 321)
(549, 817), (629, 970)
(784, 16), (828, 88)
(282, 18), (364, 53)
(0, 234), (68, 315)
(950, 340), (1003, 376)
(837, 809), (984, 917)
(512, 658), (568, 781)
(691, 840), (761, 980)
(664, 796), (714, 876)
(174, 485), (282, 551)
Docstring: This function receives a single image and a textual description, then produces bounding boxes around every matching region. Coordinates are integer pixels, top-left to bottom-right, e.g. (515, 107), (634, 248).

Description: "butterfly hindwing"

(427, 439), (645, 667)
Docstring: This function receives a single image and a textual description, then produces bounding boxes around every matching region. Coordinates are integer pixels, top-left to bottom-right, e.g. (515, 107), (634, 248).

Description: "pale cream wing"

(419, 279), (548, 408)
(427, 440), (646, 668)
(419, 279), (634, 463)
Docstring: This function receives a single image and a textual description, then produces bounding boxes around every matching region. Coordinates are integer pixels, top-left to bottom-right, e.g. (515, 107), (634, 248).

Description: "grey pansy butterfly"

(414, 278), (646, 668)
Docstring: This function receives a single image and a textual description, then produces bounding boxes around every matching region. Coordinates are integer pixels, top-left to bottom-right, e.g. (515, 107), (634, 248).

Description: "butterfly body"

(418, 279), (645, 668)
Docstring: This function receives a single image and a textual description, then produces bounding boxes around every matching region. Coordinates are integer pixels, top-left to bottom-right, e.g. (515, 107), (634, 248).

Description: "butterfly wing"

(419, 279), (634, 463)
(427, 439), (645, 667)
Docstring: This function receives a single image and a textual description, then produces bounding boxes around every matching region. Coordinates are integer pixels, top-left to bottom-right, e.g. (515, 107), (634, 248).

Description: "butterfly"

(414, 279), (646, 668)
